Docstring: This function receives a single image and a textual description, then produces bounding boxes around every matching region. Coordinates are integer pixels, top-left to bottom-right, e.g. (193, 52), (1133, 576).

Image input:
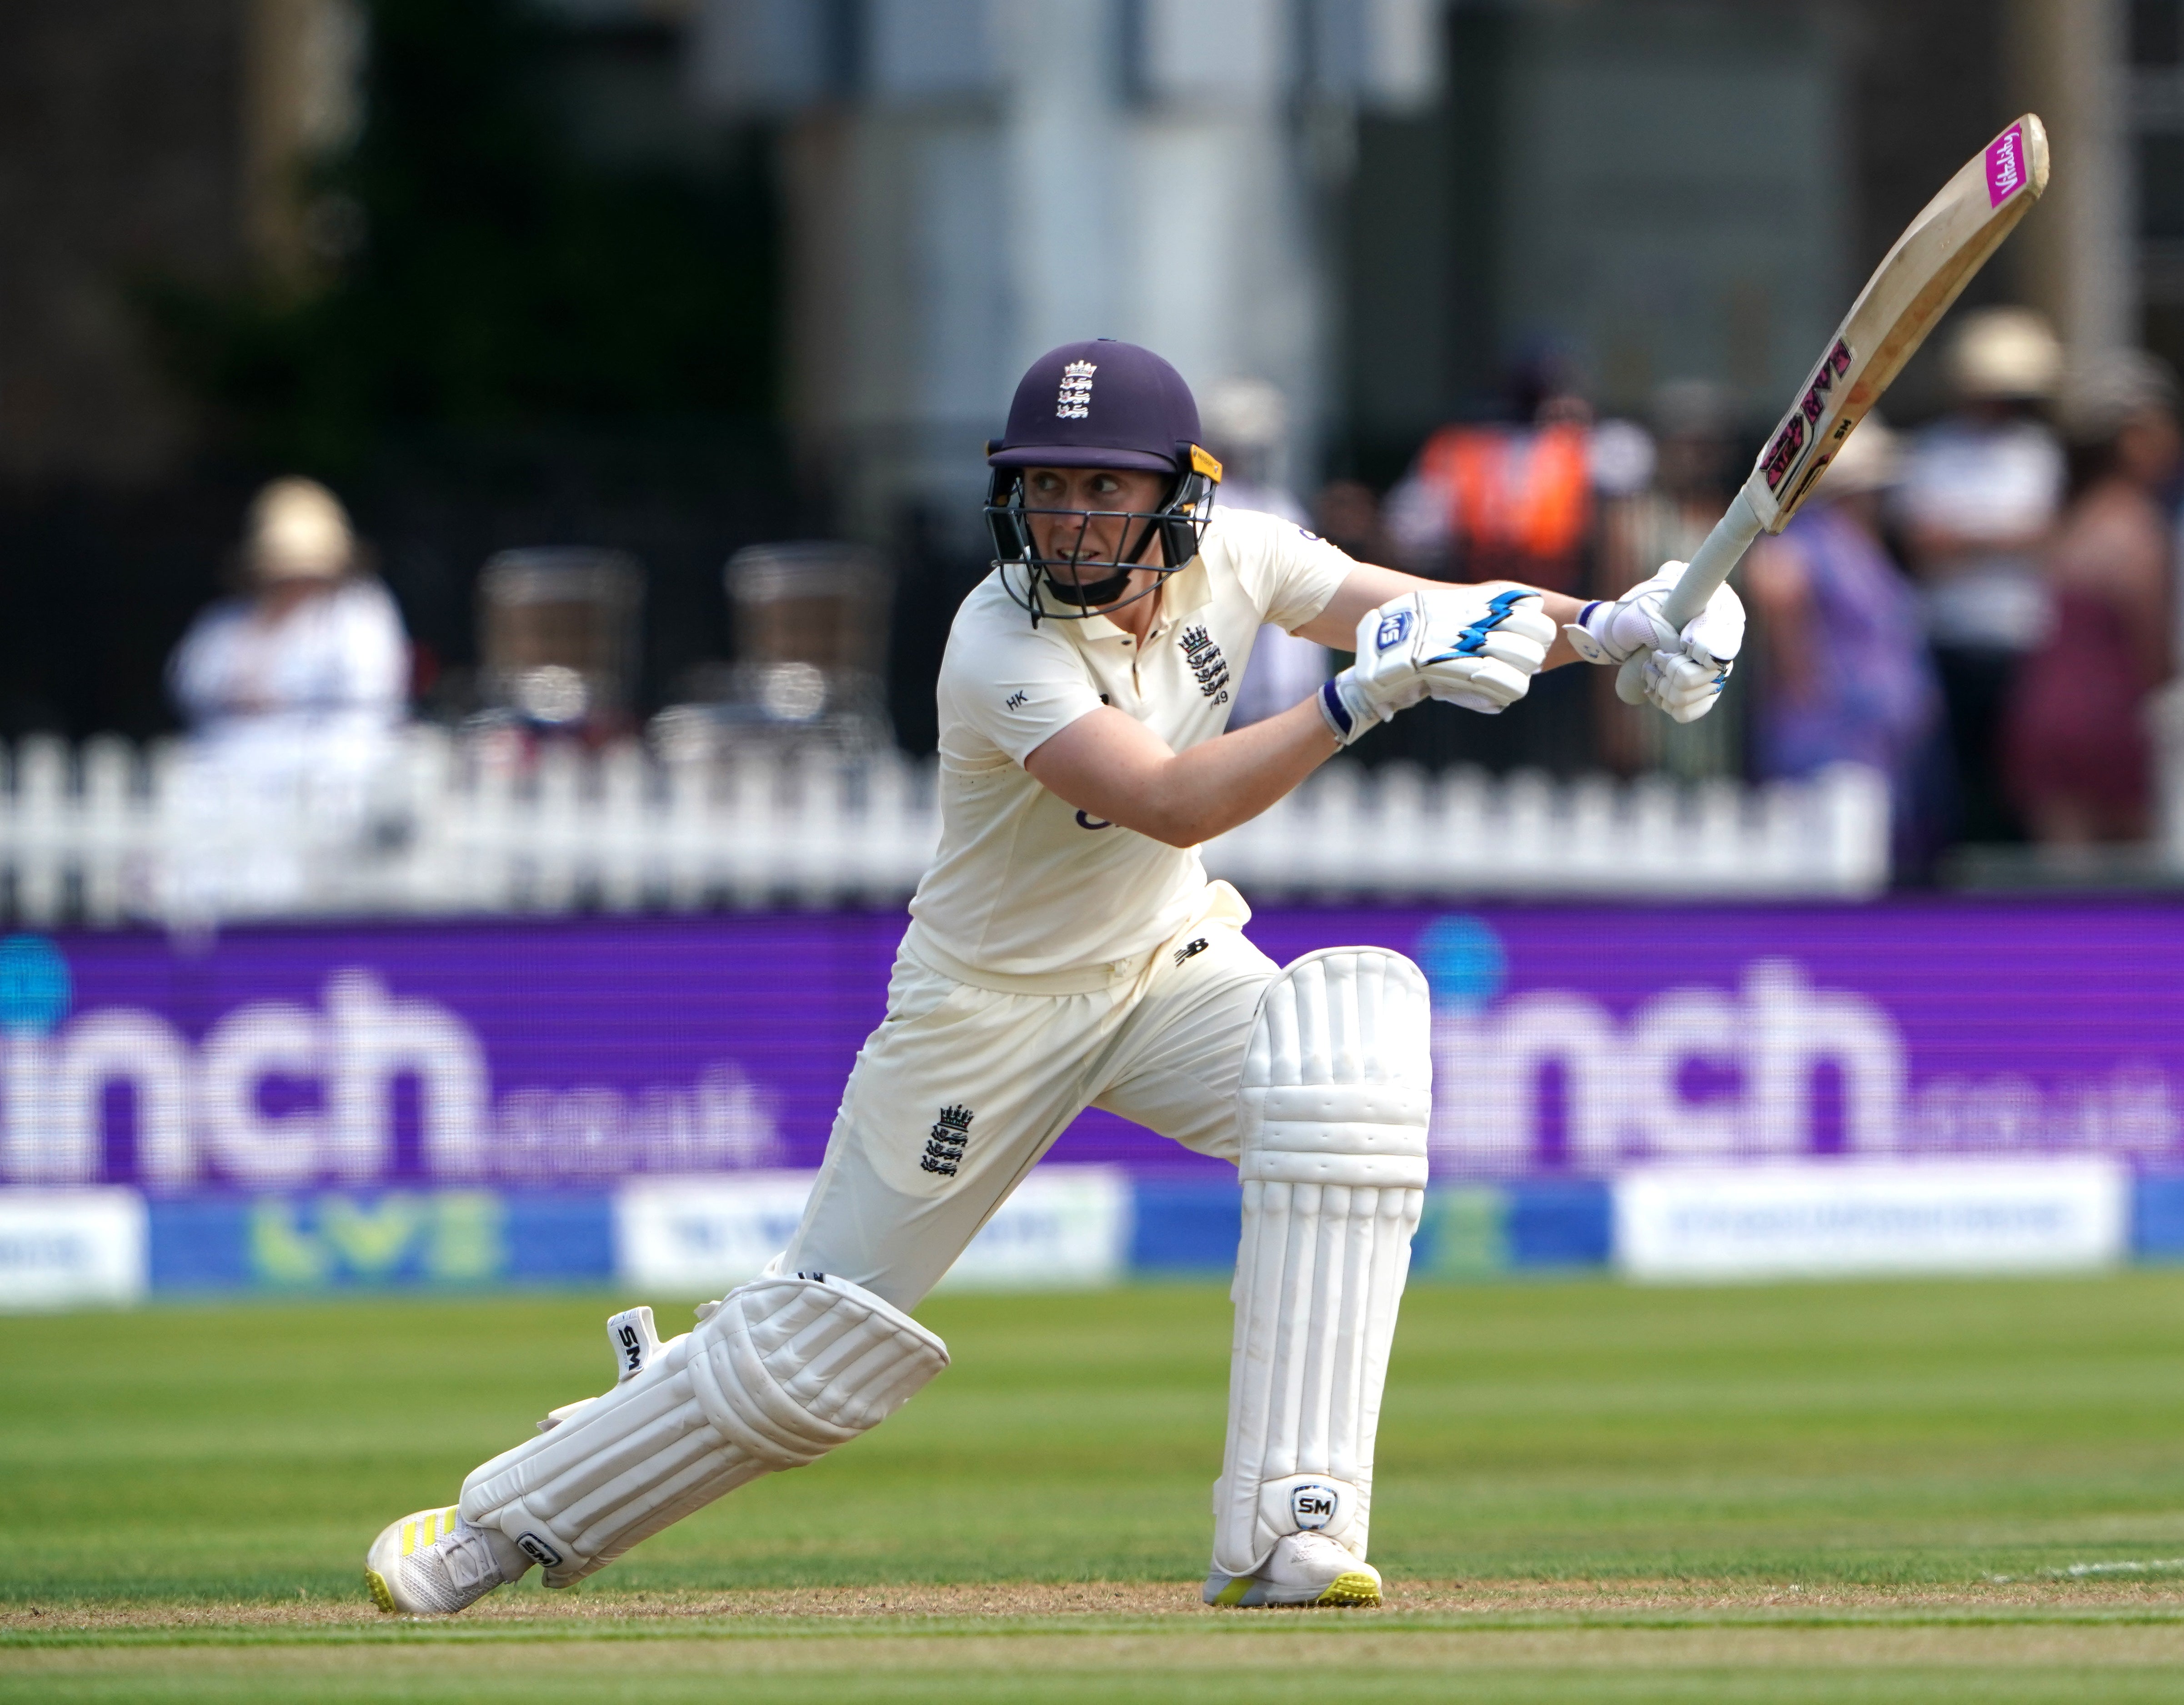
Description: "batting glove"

(1318, 587), (1556, 745)
(1563, 561), (1745, 724)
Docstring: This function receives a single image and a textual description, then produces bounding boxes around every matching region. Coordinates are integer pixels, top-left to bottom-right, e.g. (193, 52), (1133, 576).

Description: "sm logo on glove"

(1375, 610), (1412, 651)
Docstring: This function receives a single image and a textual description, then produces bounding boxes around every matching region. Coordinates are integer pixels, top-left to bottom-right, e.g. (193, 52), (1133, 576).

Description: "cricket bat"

(1650, 113), (2052, 645)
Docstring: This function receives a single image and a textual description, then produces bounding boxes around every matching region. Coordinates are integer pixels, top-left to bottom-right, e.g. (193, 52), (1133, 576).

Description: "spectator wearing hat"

(1592, 378), (1738, 782)
(165, 479), (412, 913)
(2002, 353), (2183, 846)
(169, 476), (410, 753)
(1892, 306), (2067, 842)
(1744, 415), (1944, 875)
(1201, 379), (1331, 730)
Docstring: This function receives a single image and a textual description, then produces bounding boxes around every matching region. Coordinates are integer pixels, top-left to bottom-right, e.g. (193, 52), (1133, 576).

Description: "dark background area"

(0, 0), (801, 742)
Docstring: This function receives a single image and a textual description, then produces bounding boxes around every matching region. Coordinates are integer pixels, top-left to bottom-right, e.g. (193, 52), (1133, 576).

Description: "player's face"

(1022, 467), (1169, 589)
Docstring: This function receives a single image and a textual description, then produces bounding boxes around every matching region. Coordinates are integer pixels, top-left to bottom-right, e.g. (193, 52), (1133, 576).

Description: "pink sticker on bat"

(1987, 124), (2026, 206)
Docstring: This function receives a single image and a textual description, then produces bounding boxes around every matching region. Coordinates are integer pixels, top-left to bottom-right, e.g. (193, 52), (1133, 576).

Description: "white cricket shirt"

(905, 507), (1357, 983)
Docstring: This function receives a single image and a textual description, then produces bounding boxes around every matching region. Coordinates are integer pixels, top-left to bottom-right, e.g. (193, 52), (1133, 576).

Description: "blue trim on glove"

(1318, 677), (1355, 743)
(1431, 588), (1531, 662)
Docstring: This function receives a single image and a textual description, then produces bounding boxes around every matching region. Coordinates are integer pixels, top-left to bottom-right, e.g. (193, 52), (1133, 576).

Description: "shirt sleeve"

(1894, 423), (2065, 536)
(941, 606), (1106, 765)
(167, 603), (243, 723)
(1248, 512), (1361, 634)
(332, 580), (411, 714)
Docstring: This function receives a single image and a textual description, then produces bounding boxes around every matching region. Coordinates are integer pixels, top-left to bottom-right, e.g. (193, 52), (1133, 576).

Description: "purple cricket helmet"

(984, 338), (1224, 622)
(988, 339), (1206, 473)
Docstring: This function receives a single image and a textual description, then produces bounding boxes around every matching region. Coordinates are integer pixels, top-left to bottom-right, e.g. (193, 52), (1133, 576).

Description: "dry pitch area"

(7, 1276), (2184, 1701)
(10, 1582), (2184, 1704)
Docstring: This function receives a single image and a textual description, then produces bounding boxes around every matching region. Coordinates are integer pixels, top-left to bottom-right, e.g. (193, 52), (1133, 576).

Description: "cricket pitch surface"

(8, 1276), (2184, 1701)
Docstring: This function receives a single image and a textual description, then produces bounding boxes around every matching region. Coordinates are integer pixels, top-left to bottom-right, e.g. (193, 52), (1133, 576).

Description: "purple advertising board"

(0, 899), (2179, 1193)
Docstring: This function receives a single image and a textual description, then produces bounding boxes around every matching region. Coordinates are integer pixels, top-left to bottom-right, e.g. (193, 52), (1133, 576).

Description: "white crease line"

(1987, 1558), (2184, 1583)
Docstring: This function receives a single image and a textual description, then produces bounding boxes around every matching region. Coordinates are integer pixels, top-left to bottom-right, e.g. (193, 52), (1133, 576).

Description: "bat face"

(1748, 114), (2050, 534)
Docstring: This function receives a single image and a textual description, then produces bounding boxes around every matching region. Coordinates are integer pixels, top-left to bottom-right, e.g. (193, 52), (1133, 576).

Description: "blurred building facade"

(690, 0), (2143, 533)
(691, 0), (1438, 545)
(0, 0), (356, 489)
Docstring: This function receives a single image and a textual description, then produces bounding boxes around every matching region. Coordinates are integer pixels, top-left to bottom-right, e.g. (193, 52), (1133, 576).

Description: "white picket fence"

(0, 731), (1891, 927)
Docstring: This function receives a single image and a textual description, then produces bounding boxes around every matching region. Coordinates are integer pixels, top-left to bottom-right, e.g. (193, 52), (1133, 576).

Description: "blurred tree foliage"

(158, 0), (777, 470)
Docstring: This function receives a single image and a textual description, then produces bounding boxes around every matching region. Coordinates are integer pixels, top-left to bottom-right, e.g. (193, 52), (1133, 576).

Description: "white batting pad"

(1214, 948), (1430, 1578)
(460, 1273), (948, 1586)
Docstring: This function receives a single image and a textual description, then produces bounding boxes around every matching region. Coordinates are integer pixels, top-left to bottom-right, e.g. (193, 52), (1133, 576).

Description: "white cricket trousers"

(781, 883), (1275, 1309)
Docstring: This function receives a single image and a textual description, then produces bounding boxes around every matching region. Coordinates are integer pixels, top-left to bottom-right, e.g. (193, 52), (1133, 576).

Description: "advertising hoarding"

(0, 1187), (145, 1309)
(0, 901), (2175, 1192)
(614, 1166), (1132, 1294)
(1614, 1158), (2129, 1281)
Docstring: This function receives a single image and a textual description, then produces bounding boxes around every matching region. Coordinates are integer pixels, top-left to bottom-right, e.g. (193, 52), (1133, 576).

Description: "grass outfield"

(5, 1273), (2184, 1700)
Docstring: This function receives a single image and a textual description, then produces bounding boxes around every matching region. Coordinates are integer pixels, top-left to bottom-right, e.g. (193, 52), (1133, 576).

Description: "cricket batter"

(367, 340), (1743, 1614)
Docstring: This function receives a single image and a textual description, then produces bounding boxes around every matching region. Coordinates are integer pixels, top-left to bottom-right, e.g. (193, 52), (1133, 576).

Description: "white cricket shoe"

(365, 1505), (530, 1615)
(1203, 1533), (1384, 1609)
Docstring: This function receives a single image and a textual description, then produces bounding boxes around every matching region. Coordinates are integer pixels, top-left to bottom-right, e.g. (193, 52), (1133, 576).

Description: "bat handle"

(1659, 486), (1763, 633)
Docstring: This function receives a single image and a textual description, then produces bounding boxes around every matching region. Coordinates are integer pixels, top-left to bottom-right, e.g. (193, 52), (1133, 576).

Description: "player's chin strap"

(1043, 563), (1134, 611)
(1212, 948), (1431, 1580)
(458, 1273), (948, 1587)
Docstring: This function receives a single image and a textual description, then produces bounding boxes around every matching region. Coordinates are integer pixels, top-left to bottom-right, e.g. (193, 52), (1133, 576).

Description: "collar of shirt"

(1069, 558), (1213, 648)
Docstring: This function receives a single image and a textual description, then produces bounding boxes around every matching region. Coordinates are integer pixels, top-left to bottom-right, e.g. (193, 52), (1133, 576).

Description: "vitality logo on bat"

(1987, 122), (2026, 206)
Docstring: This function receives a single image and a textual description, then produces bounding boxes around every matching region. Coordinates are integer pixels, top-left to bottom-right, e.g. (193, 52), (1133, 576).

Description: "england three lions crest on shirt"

(1180, 626), (1231, 704)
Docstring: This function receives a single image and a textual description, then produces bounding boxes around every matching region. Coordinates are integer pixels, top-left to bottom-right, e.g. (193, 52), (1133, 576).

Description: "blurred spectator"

(2002, 353), (2183, 846)
(1595, 379), (1733, 594)
(1744, 416), (1944, 873)
(169, 478), (409, 751)
(1202, 378), (1305, 524)
(1594, 379), (1740, 779)
(1312, 478), (1397, 569)
(165, 479), (410, 917)
(1893, 307), (2066, 842)
(1203, 379), (1332, 729)
(1380, 360), (1651, 772)
(1385, 360), (1652, 592)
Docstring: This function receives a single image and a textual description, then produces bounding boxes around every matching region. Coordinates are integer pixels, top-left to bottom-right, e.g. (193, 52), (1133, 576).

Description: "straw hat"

(1816, 412), (1900, 496)
(244, 477), (356, 583)
(1200, 378), (1289, 452)
(1946, 307), (2062, 402)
